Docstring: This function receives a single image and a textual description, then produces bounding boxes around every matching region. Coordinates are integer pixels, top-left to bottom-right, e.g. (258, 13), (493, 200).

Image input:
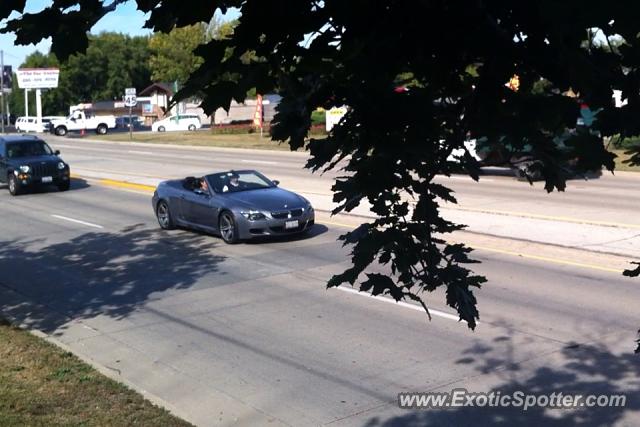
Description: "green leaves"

(0, 0), (26, 21)
(149, 24), (207, 85)
(624, 262), (640, 278)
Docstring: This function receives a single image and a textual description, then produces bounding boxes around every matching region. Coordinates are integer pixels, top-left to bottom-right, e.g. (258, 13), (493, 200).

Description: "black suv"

(0, 135), (70, 195)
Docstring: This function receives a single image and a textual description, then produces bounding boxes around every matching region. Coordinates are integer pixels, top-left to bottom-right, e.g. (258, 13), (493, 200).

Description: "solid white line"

(241, 159), (278, 165)
(128, 150), (153, 155)
(51, 214), (104, 229)
(336, 286), (469, 323)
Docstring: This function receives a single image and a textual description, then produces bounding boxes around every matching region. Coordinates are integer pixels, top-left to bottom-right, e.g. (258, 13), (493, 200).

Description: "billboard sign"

(17, 68), (60, 89)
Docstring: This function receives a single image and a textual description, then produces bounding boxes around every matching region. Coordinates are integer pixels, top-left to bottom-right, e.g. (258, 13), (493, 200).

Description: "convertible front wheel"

(156, 200), (175, 230)
(219, 211), (239, 244)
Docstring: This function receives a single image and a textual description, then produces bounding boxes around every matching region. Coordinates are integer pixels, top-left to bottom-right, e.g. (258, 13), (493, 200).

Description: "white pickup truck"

(50, 110), (117, 136)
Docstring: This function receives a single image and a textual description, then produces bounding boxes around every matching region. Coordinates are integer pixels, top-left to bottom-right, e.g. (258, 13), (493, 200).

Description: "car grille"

(271, 208), (304, 219)
(31, 163), (58, 177)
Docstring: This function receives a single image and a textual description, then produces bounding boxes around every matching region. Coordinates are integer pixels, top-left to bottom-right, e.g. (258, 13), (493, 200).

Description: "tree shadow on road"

(364, 330), (639, 427)
(0, 223), (225, 335)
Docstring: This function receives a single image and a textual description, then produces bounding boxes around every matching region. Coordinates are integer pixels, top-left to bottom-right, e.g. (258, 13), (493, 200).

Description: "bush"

(311, 109), (326, 125)
(209, 122), (327, 137)
(210, 123), (270, 135)
(610, 135), (640, 149)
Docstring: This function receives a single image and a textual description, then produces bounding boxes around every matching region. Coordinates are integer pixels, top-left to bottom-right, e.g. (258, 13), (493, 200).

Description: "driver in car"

(222, 173), (241, 193)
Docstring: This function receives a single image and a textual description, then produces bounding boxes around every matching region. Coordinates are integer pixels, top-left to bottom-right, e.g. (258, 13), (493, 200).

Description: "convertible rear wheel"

(219, 212), (239, 244)
(156, 200), (175, 230)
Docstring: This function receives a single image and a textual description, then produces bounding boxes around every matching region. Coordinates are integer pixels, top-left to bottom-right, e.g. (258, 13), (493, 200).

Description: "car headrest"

(183, 176), (197, 190)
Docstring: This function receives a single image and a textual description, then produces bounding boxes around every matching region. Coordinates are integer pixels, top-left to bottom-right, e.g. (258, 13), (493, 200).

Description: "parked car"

(151, 114), (201, 132)
(152, 170), (315, 243)
(16, 117), (39, 132)
(16, 116), (45, 133)
(0, 135), (70, 195)
(50, 110), (117, 136)
(16, 116), (67, 133)
(116, 115), (144, 129)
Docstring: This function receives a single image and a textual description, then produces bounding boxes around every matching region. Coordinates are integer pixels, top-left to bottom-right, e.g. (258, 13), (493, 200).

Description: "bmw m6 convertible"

(152, 170), (315, 243)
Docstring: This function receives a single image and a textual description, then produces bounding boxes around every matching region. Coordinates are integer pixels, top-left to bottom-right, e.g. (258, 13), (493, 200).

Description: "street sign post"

(124, 88), (137, 140)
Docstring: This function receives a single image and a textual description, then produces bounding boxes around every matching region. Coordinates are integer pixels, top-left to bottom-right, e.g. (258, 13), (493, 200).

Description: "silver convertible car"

(152, 170), (315, 243)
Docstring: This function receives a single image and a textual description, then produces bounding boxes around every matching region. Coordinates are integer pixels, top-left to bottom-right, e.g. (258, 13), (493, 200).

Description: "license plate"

(285, 220), (299, 229)
(41, 176), (53, 183)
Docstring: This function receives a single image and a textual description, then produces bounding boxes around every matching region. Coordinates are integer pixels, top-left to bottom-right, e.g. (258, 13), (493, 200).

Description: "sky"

(0, 1), (159, 68)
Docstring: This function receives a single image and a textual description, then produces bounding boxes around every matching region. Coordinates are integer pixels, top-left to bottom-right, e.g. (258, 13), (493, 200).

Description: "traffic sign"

(125, 87), (136, 96)
(124, 94), (137, 107)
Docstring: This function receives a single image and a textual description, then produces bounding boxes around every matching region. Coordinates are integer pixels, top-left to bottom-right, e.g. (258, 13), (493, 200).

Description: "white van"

(15, 117), (44, 133)
(15, 116), (66, 133)
(151, 114), (201, 132)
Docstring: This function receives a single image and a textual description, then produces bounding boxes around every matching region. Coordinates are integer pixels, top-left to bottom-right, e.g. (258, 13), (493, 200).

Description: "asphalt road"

(1, 135), (639, 426)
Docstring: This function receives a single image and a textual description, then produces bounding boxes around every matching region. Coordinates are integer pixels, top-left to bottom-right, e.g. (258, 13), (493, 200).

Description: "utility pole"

(1, 50), (4, 134)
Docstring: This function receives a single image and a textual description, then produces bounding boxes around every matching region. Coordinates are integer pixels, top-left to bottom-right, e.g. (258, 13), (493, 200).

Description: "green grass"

(99, 131), (298, 151)
(611, 148), (640, 172)
(0, 320), (192, 426)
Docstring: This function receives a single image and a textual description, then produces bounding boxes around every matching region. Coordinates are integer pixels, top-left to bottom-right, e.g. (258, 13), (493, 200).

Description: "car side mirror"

(55, 150), (60, 155)
(272, 180), (280, 186)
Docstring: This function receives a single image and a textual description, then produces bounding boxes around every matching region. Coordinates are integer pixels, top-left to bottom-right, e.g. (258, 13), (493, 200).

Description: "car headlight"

(241, 210), (266, 221)
(57, 161), (66, 170)
(19, 165), (30, 173)
(305, 203), (314, 213)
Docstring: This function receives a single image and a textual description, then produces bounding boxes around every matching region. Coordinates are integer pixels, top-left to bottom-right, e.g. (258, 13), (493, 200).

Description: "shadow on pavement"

(0, 223), (225, 335)
(364, 330), (639, 427)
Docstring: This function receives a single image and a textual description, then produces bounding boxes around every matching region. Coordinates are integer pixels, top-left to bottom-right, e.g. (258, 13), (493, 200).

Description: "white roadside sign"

(326, 106), (348, 132)
(17, 68), (60, 89)
(124, 95), (137, 107)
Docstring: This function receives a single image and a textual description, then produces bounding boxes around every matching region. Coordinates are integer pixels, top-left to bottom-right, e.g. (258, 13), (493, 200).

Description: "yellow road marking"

(471, 245), (624, 274)
(98, 179), (155, 192)
(444, 206), (640, 230)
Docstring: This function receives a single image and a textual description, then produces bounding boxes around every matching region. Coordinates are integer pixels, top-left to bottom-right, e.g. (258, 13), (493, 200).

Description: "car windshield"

(6, 140), (53, 158)
(207, 170), (275, 193)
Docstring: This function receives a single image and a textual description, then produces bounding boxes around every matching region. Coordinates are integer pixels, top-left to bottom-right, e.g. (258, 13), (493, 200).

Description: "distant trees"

(148, 19), (237, 89)
(10, 33), (152, 116)
(9, 20), (239, 116)
(148, 24), (207, 86)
